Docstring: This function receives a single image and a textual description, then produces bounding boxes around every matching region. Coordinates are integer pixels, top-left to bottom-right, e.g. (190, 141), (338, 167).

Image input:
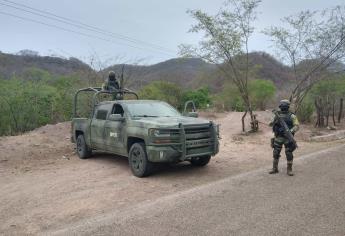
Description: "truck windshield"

(126, 102), (181, 118)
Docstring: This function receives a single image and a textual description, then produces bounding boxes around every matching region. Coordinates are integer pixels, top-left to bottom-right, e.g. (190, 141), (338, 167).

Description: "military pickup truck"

(71, 87), (219, 177)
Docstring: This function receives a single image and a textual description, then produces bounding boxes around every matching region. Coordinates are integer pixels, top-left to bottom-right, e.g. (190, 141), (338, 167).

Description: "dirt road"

(0, 111), (343, 235)
(51, 145), (345, 236)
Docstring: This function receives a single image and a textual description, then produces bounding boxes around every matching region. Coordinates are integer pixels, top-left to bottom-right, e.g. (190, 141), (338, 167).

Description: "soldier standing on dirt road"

(269, 100), (299, 176)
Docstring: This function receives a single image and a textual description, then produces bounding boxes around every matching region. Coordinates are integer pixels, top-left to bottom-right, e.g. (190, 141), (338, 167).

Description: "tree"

(0, 73), (83, 136)
(182, 87), (211, 109)
(138, 81), (183, 108)
(214, 79), (275, 112)
(50, 75), (80, 121)
(309, 76), (345, 127)
(179, 0), (261, 132)
(0, 79), (59, 135)
(215, 82), (245, 112)
(248, 79), (276, 110)
(264, 6), (345, 112)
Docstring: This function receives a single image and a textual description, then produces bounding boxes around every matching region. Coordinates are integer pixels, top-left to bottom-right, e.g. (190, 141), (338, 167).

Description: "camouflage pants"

(272, 136), (294, 162)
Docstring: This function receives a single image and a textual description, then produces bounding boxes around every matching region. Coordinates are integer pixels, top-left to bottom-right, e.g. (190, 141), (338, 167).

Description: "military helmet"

(108, 71), (116, 80)
(279, 99), (290, 111)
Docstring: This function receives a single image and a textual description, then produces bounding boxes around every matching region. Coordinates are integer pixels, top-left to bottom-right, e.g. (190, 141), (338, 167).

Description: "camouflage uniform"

(269, 100), (299, 176)
(102, 71), (120, 99)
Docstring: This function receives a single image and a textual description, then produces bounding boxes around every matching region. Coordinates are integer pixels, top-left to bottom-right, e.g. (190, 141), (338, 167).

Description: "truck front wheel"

(76, 134), (92, 159)
(128, 142), (153, 177)
(190, 155), (211, 167)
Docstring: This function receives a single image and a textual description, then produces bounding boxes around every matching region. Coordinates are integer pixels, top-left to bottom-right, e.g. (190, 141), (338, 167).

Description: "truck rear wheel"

(190, 155), (211, 166)
(128, 142), (153, 177)
(76, 134), (92, 159)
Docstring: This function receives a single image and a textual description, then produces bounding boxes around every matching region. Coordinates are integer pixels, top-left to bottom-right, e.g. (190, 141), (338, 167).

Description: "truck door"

(90, 107), (108, 150)
(104, 104), (126, 155)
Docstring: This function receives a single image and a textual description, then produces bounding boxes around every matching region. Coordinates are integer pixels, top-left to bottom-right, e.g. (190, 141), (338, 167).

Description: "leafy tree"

(180, 0), (261, 132)
(0, 72), (83, 136)
(0, 79), (57, 134)
(296, 98), (314, 123)
(248, 79), (276, 110)
(215, 79), (275, 112)
(138, 81), (183, 108)
(264, 6), (345, 112)
(20, 67), (51, 81)
(182, 87), (211, 109)
(50, 75), (80, 121)
(214, 82), (245, 112)
(309, 76), (345, 127)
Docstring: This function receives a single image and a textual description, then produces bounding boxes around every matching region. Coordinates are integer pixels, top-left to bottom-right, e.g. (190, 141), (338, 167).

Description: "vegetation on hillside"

(0, 63), (344, 136)
(138, 81), (211, 111)
(0, 73), (83, 136)
(214, 79), (276, 112)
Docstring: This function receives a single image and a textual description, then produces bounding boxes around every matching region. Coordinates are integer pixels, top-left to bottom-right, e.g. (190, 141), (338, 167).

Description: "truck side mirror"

(108, 114), (125, 122)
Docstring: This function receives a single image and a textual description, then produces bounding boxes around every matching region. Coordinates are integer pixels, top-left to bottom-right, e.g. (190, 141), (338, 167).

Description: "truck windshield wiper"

(133, 115), (158, 117)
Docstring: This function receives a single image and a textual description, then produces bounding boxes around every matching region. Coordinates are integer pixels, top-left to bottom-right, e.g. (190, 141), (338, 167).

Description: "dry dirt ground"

(0, 111), (344, 235)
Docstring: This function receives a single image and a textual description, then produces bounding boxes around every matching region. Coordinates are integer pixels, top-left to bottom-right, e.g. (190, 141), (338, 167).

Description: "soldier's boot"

(287, 161), (294, 176)
(269, 159), (279, 174)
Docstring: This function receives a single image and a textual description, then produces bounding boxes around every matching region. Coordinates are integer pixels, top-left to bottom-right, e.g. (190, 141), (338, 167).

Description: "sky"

(0, 0), (344, 66)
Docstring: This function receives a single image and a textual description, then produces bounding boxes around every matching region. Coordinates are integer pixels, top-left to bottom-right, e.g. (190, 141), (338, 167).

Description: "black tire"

(76, 134), (92, 159)
(128, 142), (153, 177)
(190, 155), (211, 167)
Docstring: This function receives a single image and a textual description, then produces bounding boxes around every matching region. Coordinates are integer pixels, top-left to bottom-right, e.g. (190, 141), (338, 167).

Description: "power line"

(0, 0), (176, 54)
(0, 11), (175, 57)
(0, 0), (175, 53)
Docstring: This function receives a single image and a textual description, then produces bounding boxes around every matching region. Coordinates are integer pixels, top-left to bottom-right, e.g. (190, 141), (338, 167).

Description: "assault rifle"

(272, 109), (298, 151)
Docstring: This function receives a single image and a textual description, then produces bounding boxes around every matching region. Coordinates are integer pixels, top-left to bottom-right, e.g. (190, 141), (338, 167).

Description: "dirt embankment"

(0, 111), (343, 235)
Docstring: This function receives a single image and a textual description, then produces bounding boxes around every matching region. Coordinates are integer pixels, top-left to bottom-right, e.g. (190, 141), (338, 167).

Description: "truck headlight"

(149, 129), (171, 137)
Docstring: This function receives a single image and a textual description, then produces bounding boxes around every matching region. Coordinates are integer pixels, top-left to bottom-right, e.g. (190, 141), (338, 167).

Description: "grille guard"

(178, 122), (218, 160)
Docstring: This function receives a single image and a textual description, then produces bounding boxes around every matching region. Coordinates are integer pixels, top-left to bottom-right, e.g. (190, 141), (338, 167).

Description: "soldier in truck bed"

(102, 71), (120, 92)
(269, 100), (299, 176)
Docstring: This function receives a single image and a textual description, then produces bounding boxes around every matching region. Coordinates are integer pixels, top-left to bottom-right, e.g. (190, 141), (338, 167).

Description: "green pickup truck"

(71, 87), (219, 177)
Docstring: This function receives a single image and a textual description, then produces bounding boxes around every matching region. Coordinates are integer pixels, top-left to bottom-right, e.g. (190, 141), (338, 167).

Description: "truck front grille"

(185, 127), (211, 140)
(183, 124), (214, 156)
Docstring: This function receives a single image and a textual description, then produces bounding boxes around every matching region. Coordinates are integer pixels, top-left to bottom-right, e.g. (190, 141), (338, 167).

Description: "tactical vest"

(273, 111), (294, 136)
(107, 79), (120, 91)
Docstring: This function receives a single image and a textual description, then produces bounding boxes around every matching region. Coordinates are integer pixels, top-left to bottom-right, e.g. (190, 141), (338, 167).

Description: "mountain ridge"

(2, 50), (337, 92)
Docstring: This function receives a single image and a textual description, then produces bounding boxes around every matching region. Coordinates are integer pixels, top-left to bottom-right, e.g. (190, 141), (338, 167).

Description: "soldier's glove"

(290, 129), (295, 136)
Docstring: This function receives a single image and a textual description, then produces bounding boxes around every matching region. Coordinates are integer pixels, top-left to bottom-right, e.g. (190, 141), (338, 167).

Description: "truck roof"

(97, 100), (165, 106)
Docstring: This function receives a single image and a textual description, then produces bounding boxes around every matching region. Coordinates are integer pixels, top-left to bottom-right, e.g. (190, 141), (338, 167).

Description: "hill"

(0, 51), (91, 79)
(0, 51), (295, 91)
(105, 57), (217, 90)
(105, 52), (294, 92)
(248, 52), (293, 85)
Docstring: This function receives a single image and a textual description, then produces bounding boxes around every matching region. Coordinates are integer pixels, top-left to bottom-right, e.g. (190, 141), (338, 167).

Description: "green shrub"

(248, 79), (276, 110)
(296, 99), (314, 123)
(138, 81), (182, 108)
(216, 79), (276, 112)
(0, 73), (82, 136)
(182, 87), (211, 110)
